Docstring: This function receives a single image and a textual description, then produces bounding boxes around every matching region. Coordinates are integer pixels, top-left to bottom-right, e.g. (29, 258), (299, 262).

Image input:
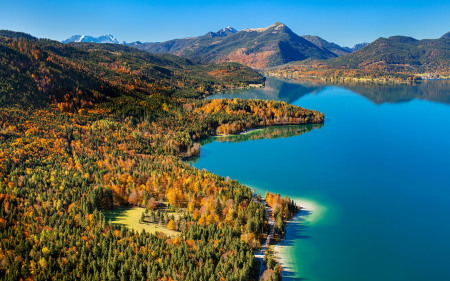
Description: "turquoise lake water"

(189, 78), (450, 281)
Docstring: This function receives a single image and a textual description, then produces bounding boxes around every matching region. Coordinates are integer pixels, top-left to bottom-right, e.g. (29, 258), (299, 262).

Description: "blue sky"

(1, 0), (449, 47)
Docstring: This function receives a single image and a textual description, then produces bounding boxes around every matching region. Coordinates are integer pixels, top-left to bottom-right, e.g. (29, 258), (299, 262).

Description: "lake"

(189, 78), (450, 281)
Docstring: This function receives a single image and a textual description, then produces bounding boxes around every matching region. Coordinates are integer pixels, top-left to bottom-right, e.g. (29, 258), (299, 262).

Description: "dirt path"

(254, 198), (275, 279)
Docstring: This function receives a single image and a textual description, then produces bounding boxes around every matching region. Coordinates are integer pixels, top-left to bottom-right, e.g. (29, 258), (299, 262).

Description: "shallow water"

(190, 78), (450, 281)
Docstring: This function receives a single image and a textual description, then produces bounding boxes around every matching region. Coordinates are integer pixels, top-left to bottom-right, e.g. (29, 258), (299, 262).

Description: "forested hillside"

(0, 31), (323, 280)
(0, 31), (263, 108)
(328, 35), (450, 71)
(266, 33), (450, 83)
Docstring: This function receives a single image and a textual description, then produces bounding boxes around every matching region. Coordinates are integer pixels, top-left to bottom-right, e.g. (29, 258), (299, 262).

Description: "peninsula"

(0, 31), (322, 280)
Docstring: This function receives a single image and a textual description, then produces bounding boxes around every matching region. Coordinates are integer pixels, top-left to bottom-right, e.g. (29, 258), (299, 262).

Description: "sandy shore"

(272, 198), (325, 279)
(273, 211), (302, 276)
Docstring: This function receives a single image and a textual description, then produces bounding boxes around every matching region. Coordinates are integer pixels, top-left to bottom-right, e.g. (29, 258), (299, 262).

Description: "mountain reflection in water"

(210, 78), (450, 105)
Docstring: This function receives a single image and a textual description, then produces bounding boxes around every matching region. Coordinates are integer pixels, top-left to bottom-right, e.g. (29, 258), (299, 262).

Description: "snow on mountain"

(62, 34), (121, 44)
(203, 27), (238, 38)
(215, 27), (237, 36)
(243, 22), (285, 33)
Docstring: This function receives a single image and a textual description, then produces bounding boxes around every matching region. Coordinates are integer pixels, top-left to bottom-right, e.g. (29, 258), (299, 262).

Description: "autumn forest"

(0, 31), (324, 281)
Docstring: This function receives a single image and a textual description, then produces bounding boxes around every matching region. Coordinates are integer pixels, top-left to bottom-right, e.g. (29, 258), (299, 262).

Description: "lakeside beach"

(274, 198), (327, 280)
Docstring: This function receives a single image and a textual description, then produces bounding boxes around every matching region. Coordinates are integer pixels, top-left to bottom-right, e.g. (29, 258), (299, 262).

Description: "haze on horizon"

(1, 0), (449, 47)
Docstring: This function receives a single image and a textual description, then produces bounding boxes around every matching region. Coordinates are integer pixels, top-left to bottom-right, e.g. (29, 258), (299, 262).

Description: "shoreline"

(255, 198), (303, 279)
(271, 198), (321, 280)
(273, 211), (302, 279)
(215, 127), (263, 137)
(264, 72), (450, 85)
(213, 121), (324, 139)
(248, 193), (321, 280)
(273, 207), (302, 278)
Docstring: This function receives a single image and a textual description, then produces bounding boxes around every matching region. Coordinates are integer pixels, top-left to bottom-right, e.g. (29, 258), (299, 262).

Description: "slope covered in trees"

(265, 33), (450, 83)
(0, 30), (263, 108)
(328, 35), (450, 71)
(0, 31), (323, 280)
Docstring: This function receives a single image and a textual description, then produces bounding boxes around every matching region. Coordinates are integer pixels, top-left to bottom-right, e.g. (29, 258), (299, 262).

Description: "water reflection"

(206, 124), (323, 144)
(212, 78), (450, 105)
(194, 81), (450, 281)
(187, 124), (323, 165)
(340, 81), (450, 104)
(210, 78), (325, 104)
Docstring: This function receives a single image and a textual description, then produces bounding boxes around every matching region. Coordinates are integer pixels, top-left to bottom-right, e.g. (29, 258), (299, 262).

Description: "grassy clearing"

(103, 206), (180, 237)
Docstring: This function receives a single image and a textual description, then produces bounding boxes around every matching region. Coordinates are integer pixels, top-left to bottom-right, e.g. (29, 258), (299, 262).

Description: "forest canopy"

(0, 31), (323, 280)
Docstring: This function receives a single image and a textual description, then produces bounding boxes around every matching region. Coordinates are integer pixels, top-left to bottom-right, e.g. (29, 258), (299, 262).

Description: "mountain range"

(58, 24), (450, 71)
(130, 22), (340, 68)
(62, 23), (371, 68)
(327, 34), (450, 71)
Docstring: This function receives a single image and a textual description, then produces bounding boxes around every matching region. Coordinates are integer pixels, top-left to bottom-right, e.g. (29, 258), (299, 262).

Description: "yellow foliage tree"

(167, 219), (175, 230)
